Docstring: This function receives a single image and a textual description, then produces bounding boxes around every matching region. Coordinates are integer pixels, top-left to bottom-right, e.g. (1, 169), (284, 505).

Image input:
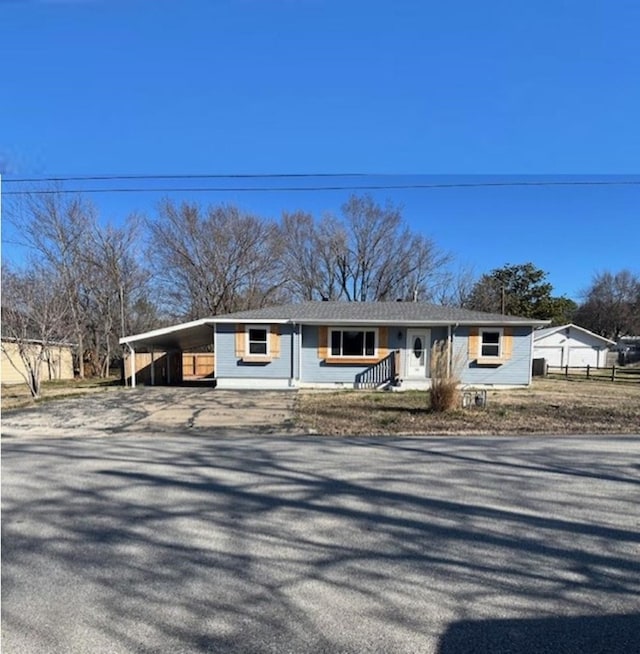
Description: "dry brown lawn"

(1, 378), (122, 411)
(3, 377), (639, 436)
(296, 378), (640, 435)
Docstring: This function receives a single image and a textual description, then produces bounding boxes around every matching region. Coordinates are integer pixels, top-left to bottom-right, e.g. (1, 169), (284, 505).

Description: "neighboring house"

(533, 323), (615, 368)
(1, 338), (75, 385)
(615, 336), (640, 365)
(120, 302), (548, 389)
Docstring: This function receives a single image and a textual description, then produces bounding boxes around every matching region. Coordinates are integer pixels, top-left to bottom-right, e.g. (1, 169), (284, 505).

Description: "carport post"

(150, 350), (155, 386)
(127, 343), (136, 388)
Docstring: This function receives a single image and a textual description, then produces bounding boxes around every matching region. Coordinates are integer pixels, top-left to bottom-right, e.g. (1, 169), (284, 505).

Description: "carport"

(120, 319), (216, 387)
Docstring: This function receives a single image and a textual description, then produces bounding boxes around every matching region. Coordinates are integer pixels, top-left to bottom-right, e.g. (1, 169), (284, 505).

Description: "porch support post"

(127, 343), (136, 388)
(447, 324), (452, 377)
(150, 349), (155, 386)
(167, 351), (171, 385)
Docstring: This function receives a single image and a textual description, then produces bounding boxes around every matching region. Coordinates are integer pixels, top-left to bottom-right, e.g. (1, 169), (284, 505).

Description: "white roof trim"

(288, 319), (548, 327)
(211, 318), (290, 325)
(533, 323), (615, 345)
(119, 318), (215, 345)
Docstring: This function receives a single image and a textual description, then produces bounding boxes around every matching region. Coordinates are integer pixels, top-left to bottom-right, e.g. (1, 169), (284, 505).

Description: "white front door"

(405, 329), (430, 378)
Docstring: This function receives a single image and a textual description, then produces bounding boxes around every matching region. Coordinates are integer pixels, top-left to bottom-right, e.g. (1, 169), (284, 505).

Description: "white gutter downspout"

(127, 343), (136, 388)
(447, 324), (452, 377)
(297, 322), (303, 385)
(529, 326), (534, 385)
(450, 323), (460, 378)
(213, 326), (217, 379)
(289, 323), (296, 387)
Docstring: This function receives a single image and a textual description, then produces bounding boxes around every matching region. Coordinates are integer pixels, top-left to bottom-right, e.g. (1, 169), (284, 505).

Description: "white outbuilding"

(533, 323), (615, 368)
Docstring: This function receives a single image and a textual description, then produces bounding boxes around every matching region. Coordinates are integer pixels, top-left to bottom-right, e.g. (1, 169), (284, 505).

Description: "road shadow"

(437, 612), (640, 654)
(2, 434), (640, 653)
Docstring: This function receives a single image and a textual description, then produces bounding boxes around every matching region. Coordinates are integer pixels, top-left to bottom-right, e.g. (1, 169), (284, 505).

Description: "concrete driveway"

(2, 430), (639, 653)
(0, 387), (298, 438)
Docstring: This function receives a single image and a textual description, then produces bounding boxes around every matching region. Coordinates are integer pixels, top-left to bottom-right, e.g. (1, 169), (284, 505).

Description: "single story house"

(120, 302), (548, 389)
(1, 338), (75, 385)
(533, 323), (615, 368)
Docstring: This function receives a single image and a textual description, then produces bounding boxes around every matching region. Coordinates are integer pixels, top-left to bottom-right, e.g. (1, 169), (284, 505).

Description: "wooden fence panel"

(547, 365), (640, 383)
(182, 353), (215, 379)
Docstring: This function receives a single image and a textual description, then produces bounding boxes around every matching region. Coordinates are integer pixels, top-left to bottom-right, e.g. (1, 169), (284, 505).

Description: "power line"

(3, 172), (370, 183)
(2, 179), (640, 196)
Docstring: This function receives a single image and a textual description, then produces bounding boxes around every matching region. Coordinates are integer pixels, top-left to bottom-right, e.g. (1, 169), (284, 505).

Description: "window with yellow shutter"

(236, 324), (281, 362)
(474, 327), (514, 365)
(481, 329), (502, 358)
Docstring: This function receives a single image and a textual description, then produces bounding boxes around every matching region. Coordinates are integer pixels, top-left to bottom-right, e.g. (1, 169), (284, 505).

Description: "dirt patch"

(295, 378), (640, 435)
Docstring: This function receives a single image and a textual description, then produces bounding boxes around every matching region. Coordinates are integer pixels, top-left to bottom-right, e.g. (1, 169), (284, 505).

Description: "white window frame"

(328, 327), (378, 358)
(245, 325), (270, 356)
(480, 328), (503, 359)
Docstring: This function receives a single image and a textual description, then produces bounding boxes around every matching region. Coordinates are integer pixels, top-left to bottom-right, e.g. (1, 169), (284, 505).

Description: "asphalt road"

(2, 432), (640, 653)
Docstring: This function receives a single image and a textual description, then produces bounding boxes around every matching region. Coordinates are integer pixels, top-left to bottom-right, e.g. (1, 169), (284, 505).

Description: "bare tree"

(429, 263), (477, 307)
(280, 211), (345, 301)
(282, 195), (449, 302)
(8, 191), (156, 378)
(13, 191), (95, 377)
(1, 264), (73, 398)
(83, 215), (152, 376)
(575, 270), (640, 340)
(148, 200), (284, 318)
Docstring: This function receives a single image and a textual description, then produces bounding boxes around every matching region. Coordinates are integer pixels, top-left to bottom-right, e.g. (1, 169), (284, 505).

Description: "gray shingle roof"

(217, 301), (548, 325)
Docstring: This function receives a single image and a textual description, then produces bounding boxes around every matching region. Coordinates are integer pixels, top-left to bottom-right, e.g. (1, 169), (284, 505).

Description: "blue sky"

(1, 0), (639, 301)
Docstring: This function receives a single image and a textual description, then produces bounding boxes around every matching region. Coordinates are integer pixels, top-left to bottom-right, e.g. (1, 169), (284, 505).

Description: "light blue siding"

(300, 325), (448, 384)
(215, 323), (295, 380)
(215, 322), (533, 386)
(301, 325), (357, 384)
(454, 326), (532, 385)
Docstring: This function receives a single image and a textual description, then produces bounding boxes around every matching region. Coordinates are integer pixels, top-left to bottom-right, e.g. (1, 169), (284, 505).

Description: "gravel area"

(1, 387), (297, 438)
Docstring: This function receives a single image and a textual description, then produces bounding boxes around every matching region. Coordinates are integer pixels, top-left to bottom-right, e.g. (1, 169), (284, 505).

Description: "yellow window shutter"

(270, 324), (281, 358)
(235, 324), (245, 357)
(378, 327), (389, 358)
(468, 327), (479, 359)
(318, 326), (328, 360)
(503, 327), (513, 359)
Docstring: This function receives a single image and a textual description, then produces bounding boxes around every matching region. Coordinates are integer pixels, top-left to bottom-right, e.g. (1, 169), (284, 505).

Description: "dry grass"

(3, 376), (638, 436)
(1, 378), (122, 411)
(429, 340), (462, 412)
(296, 378), (640, 436)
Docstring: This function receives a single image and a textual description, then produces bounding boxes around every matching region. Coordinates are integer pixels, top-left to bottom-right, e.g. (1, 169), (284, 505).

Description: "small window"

(481, 330), (502, 358)
(247, 327), (268, 355)
(329, 329), (377, 357)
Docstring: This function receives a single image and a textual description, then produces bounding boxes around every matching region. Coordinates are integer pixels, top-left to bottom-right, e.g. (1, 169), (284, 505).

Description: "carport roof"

(121, 302), (549, 351)
(119, 318), (216, 351)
